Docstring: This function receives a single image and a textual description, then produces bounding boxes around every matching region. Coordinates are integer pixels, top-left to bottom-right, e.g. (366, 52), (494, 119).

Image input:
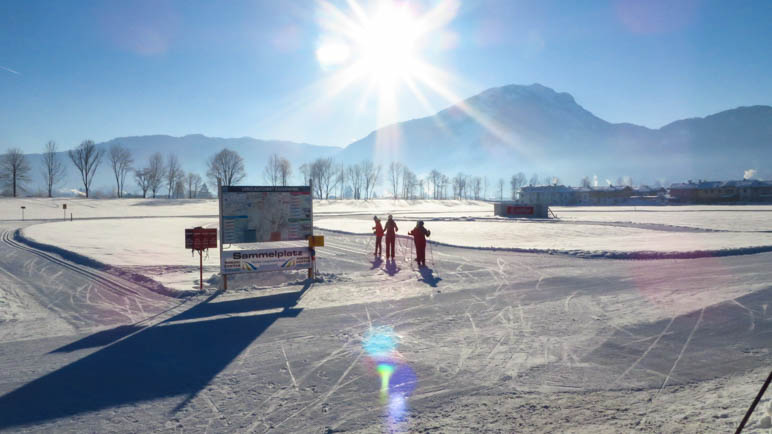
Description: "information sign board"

(221, 247), (312, 274)
(185, 227), (218, 250)
(220, 186), (312, 244)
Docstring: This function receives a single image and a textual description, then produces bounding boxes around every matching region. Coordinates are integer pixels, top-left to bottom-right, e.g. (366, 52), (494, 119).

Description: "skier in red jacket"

(372, 216), (384, 257)
(384, 215), (398, 260)
(408, 220), (431, 267)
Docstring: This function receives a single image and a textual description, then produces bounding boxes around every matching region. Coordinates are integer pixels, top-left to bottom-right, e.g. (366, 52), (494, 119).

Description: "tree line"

(0, 141), (247, 199)
(2, 141), (568, 200)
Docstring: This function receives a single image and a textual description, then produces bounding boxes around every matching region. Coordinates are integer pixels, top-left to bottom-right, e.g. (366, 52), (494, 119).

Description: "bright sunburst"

(313, 0), (522, 161)
(316, 0), (460, 123)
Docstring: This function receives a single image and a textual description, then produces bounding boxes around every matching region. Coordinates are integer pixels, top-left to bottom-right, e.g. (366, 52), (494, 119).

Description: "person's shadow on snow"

(385, 259), (400, 276)
(418, 267), (441, 287)
(371, 257), (383, 270)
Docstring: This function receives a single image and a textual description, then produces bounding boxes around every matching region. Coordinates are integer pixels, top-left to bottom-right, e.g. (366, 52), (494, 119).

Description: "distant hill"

(339, 84), (772, 184)
(14, 84), (772, 196)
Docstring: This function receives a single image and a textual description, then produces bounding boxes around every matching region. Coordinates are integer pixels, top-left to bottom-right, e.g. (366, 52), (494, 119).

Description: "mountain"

(22, 135), (339, 196)
(14, 84), (772, 196)
(339, 84), (772, 184)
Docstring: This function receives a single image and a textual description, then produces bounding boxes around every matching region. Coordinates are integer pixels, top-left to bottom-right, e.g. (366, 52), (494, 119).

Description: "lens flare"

(361, 325), (417, 432)
(377, 362), (395, 392)
(363, 325), (398, 357)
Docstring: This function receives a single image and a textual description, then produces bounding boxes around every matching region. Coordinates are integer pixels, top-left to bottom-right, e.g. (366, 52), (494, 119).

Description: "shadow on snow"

(0, 282), (311, 430)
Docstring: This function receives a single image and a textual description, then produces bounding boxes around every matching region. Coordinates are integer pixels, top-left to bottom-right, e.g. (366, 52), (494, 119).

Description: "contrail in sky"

(1, 66), (20, 75)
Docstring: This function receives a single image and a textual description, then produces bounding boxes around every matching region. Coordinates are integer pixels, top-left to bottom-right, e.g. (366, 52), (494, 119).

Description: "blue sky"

(1, 0), (771, 153)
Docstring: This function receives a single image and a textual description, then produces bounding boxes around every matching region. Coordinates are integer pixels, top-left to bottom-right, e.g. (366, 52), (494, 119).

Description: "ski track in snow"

(0, 209), (771, 432)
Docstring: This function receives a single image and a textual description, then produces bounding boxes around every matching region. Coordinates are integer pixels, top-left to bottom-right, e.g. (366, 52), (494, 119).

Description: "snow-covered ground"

(2, 198), (772, 432)
(16, 200), (772, 292)
(554, 205), (772, 232)
(316, 217), (772, 254)
(0, 197), (492, 220)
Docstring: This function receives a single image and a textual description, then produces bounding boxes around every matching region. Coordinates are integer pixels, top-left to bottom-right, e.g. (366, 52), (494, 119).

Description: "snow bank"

(0, 198), (217, 220)
(553, 205), (772, 232)
(0, 198), (491, 221)
(315, 218), (772, 257)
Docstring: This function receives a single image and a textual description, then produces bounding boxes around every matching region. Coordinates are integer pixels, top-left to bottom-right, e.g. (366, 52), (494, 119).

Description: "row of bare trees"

(1, 141), (249, 199)
(4, 142), (560, 201)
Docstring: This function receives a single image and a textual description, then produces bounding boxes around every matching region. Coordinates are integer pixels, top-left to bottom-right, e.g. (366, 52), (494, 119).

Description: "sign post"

(20, 206), (25, 221)
(185, 227), (217, 290)
(218, 184), (317, 289)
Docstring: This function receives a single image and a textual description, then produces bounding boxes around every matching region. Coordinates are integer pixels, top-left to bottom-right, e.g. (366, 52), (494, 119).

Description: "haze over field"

(3, 1), (772, 196)
(15, 84), (772, 195)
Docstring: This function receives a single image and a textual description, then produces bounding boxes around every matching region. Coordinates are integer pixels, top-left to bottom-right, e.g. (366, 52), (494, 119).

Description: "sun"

(316, 1), (424, 86)
(355, 3), (420, 84)
(315, 0), (459, 115)
(310, 0), (528, 162)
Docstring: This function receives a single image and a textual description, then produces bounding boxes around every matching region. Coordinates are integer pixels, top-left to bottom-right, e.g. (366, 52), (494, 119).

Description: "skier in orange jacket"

(408, 220), (431, 267)
(384, 215), (398, 260)
(372, 216), (384, 257)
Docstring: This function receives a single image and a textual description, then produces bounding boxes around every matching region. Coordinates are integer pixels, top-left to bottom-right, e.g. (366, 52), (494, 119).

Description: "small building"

(669, 181), (698, 202)
(519, 185), (578, 206)
(669, 179), (772, 203)
(585, 186), (634, 205)
(494, 202), (550, 218)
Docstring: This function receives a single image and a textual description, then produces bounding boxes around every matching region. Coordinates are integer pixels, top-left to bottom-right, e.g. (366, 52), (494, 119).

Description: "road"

(0, 220), (770, 432)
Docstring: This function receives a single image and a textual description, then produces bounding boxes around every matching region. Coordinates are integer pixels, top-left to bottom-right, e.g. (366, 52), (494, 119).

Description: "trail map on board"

(220, 186), (312, 244)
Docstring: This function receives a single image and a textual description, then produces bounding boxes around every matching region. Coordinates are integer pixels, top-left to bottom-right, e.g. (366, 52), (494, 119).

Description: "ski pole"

(736, 369), (772, 433)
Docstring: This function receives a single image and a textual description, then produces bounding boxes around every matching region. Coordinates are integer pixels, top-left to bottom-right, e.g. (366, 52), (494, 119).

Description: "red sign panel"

(185, 227), (218, 250)
(506, 206), (534, 215)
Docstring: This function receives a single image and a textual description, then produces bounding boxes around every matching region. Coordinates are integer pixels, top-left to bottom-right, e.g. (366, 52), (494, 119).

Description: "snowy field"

(554, 205), (772, 232)
(1, 198), (772, 432)
(12, 199), (772, 291)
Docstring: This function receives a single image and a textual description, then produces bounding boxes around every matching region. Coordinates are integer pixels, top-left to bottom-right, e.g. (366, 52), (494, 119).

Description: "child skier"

(408, 220), (431, 267)
(384, 215), (399, 260)
(372, 215), (384, 257)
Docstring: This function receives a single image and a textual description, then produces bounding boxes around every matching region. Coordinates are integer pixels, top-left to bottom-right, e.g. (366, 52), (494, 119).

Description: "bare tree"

(207, 149), (245, 187)
(497, 178), (505, 200)
(147, 152), (165, 198)
(199, 183), (212, 198)
(580, 176), (592, 188)
(309, 157), (335, 199)
(483, 176), (489, 200)
(186, 173), (203, 198)
(173, 178), (186, 199)
(279, 158), (292, 186)
(452, 173), (467, 199)
(529, 173), (540, 186)
(427, 169), (443, 199)
(389, 162), (402, 199)
(401, 166), (417, 200)
(336, 161), (346, 199)
(362, 160), (380, 200)
(108, 143), (133, 198)
(510, 172), (526, 200)
(134, 168), (151, 198)
(41, 141), (65, 197)
(471, 176), (482, 200)
(299, 163), (310, 185)
(263, 154), (281, 186)
(1, 148), (31, 197)
(439, 174), (449, 200)
(68, 140), (104, 198)
(165, 154), (184, 198)
(348, 163), (364, 199)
